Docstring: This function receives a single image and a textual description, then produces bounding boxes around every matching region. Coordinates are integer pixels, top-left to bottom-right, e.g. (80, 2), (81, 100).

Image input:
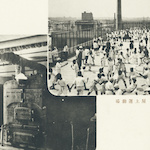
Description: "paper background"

(0, 0), (48, 34)
(97, 95), (150, 150)
(1, 0), (150, 150)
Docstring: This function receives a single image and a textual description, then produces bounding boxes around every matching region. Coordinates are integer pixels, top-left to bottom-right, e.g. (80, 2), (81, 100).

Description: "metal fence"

(51, 28), (95, 50)
(51, 25), (114, 52)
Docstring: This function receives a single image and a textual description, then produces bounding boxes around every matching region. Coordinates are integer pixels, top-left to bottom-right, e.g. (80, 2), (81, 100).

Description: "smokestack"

(116, 0), (122, 30)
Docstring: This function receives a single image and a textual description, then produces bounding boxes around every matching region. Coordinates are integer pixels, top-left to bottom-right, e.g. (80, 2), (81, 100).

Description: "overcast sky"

(49, 0), (150, 19)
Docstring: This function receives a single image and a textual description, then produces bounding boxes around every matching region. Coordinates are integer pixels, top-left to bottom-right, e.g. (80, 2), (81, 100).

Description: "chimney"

(116, 0), (122, 30)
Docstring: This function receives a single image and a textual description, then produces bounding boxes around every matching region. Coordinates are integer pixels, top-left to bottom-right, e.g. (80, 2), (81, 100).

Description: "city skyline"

(49, 0), (150, 19)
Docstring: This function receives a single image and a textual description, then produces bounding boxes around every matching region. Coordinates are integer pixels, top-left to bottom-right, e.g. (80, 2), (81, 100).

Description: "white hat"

(79, 46), (83, 49)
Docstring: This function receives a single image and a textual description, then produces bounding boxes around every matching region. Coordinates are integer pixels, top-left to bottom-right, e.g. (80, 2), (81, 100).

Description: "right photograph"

(48, 0), (150, 96)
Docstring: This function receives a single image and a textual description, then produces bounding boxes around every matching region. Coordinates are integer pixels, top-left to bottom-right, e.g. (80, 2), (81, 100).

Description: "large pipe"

(0, 52), (46, 75)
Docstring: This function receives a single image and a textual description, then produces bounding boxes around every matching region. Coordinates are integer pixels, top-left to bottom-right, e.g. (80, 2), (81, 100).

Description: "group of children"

(49, 28), (150, 96)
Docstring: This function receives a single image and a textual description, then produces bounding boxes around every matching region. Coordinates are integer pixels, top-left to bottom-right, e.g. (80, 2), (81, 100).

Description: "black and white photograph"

(48, 0), (150, 96)
(0, 1), (96, 150)
(1, 0), (150, 150)
(0, 35), (96, 150)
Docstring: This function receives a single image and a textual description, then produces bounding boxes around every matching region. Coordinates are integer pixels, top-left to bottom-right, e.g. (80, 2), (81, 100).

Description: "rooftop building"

(75, 11), (101, 31)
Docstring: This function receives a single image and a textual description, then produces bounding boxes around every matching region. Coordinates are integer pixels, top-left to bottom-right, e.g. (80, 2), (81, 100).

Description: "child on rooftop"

(56, 73), (68, 96)
(71, 59), (79, 77)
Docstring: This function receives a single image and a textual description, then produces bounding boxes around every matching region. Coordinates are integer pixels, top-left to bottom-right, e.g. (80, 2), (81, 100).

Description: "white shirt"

(115, 89), (122, 95)
(63, 45), (68, 52)
(82, 50), (85, 59)
(84, 49), (89, 56)
(56, 62), (61, 74)
(71, 63), (79, 73)
(80, 68), (85, 77)
(93, 42), (99, 49)
(127, 83), (137, 93)
(76, 49), (79, 58)
(105, 81), (114, 90)
(91, 77), (100, 86)
(88, 54), (93, 64)
(57, 79), (66, 87)
(92, 49), (95, 57)
(73, 76), (85, 87)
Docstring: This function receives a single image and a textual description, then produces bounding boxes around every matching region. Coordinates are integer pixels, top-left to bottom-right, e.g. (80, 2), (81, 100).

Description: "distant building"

(122, 20), (150, 29)
(75, 11), (101, 31)
(48, 18), (75, 33)
(82, 12), (93, 21)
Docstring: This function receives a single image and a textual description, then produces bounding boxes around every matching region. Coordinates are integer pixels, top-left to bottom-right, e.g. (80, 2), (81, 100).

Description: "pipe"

(1, 125), (4, 146)
(86, 128), (90, 150)
(70, 121), (74, 150)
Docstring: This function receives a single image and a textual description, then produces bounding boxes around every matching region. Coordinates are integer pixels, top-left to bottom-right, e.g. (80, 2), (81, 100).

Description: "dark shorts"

(94, 47), (99, 51)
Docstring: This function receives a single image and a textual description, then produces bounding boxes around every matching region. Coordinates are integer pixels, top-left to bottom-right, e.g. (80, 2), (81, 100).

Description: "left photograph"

(0, 35), (47, 149)
(0, 35), (96, 150)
